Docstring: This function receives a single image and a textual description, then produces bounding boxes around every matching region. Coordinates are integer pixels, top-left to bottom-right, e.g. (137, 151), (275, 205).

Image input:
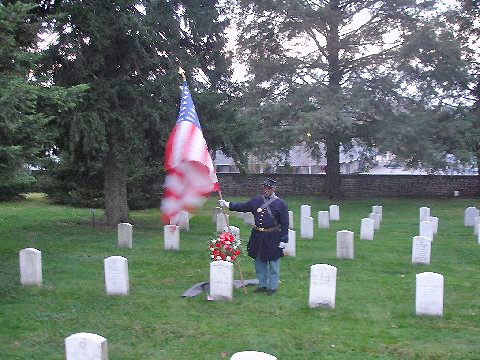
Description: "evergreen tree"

(234, 0), (437, 197)
(0, 2), (84, 199)
(39, 0), (232, 224)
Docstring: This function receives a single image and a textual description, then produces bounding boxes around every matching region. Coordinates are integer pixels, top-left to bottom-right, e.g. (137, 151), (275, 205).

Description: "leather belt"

(253, 225), (280, 232)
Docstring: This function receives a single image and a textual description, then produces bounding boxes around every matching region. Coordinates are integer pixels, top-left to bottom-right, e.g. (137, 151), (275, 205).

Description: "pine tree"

(40, 0), (232, 224)
(234, 0), (438, 197)
(0, 2), (84, 199)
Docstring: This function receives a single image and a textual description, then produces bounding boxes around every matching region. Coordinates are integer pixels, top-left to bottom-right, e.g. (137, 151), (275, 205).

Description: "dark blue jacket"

(229, 194), (289, 261)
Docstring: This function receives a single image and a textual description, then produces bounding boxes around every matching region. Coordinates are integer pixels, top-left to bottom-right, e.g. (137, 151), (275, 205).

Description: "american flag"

(160, 81), (220, 224)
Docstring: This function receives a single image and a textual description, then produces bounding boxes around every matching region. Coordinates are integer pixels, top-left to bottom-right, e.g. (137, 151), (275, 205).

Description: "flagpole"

(217, 190), (248, 294)
(176, 67), (247, 295)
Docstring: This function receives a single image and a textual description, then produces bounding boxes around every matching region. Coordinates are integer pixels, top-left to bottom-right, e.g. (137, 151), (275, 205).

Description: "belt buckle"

(259, 227), (264, 231)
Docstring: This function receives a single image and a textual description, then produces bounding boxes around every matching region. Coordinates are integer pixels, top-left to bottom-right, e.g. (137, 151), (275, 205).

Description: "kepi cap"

(263, 178), (277, 187)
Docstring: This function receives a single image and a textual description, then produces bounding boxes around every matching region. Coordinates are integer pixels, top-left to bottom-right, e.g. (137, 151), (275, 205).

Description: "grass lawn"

(0, 193), (479, 359)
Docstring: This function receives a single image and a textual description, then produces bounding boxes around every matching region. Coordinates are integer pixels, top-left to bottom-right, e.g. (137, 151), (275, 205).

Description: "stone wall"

(217, 173), (479, 197)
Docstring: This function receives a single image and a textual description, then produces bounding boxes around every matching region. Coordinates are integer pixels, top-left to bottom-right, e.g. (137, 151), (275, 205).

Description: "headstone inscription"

(104, 256), (129, 296)
(308, 264), (337, 309)
(300, 216), (314, 239)
(230, 351), (277, 360)
(65, 332), (108, 360)
(464, 207), (479, 226)
(117, 222), (132, 248)
(416, 272), (444, 317)
(419, 207), (431, 222)
(317, 211), (330, 229)
(336, 230), (354, 259)
(329, 205), (340, 221)
(19, 248), (42, 286)
(209, 260), (233, 301)
(360, 218), (374, 241)
(284, 229), (296, 257)
(411, 236), (432, 265)
(164, 225), (180, 250)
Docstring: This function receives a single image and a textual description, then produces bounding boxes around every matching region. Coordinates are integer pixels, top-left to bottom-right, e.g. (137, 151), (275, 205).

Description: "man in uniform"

(218, 178), (289, 295)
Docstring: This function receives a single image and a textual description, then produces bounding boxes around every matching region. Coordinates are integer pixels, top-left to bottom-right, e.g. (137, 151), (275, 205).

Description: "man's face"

(262, 185), (275, 198)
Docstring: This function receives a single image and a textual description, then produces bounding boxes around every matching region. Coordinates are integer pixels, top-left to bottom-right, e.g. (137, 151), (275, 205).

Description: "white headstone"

(464, 207), (479, 226)
(216, 213), (229, 233)
(317, 211), (330, 229)
(416, 272), (444, 317)
(164, 225), (180, 250)
(336, 230), (354, 259)
(104, 256), (129, 296)
(300, 204), (311, 219)
(177, 210), (189, 231)
(360, 218), (374, 241)
(368, 212), (380, 230)
(117, 223), (132, 248)
(300, 205), (311, 230)
(209, 260), (233, 301)
(284, 229), (296, 257)
(329, 205), (340, 221)
(230, 351), (277, 360)
(372, 205), (383, 222)
(224, 226), (240, 242)
(288, 210), (294, 230)
(412, 236), (432, 264)
(244, 212), (255, 226)
(212, 207), (221, 224)
(473, 216), (480, 235)
(19, 248), (42, 286)
(300, 216), (314, 239)
(429, 216), (439, 235)
(419, 221), (434, 241)
(419, 207), (431, 222)
(65, 332), (108, 360)
(308, 264), (337, 309)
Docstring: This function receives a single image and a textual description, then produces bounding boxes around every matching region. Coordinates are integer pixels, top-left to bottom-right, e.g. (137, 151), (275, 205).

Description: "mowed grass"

(0, 193), (479, 359)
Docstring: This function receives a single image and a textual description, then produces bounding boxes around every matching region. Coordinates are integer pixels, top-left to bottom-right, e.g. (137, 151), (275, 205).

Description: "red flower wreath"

(209, 232), (241, 263)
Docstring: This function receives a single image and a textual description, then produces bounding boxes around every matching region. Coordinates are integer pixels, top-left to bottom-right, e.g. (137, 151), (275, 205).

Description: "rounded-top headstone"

(65, 332), (108, 360)
(230, 351), (277, 360)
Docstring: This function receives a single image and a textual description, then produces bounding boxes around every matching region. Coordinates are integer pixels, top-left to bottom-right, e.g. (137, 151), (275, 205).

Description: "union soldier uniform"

(220, 178), (289, 295)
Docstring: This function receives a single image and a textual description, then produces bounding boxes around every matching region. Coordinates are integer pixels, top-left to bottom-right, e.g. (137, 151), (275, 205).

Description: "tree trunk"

(325, 137), (343, 198)
(104, 149), (129, 225)
(324, 0), (343, 199)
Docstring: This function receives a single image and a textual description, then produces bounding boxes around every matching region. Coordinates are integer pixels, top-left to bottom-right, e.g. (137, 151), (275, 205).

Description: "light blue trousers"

(255, 256), (280, 290)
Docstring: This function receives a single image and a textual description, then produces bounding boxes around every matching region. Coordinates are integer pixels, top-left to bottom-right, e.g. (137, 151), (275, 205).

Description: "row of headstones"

(209, 260), (444, 315)
(64, 332), (276, 360)
(19, 220), (436, 288)
(19, 249), (130, 294)
(115, 205), (480, 252)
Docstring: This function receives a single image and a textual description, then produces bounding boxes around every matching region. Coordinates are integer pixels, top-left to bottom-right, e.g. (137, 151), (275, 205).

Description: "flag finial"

(178, 67), (186, 82)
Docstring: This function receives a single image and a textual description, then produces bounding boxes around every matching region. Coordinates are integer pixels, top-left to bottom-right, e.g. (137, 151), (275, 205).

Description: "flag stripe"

(160, 81), (220, 224)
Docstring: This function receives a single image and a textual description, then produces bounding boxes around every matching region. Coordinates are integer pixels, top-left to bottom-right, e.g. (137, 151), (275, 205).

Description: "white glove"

(218, 199), (230, 208)
(279, 242), (287, 249)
